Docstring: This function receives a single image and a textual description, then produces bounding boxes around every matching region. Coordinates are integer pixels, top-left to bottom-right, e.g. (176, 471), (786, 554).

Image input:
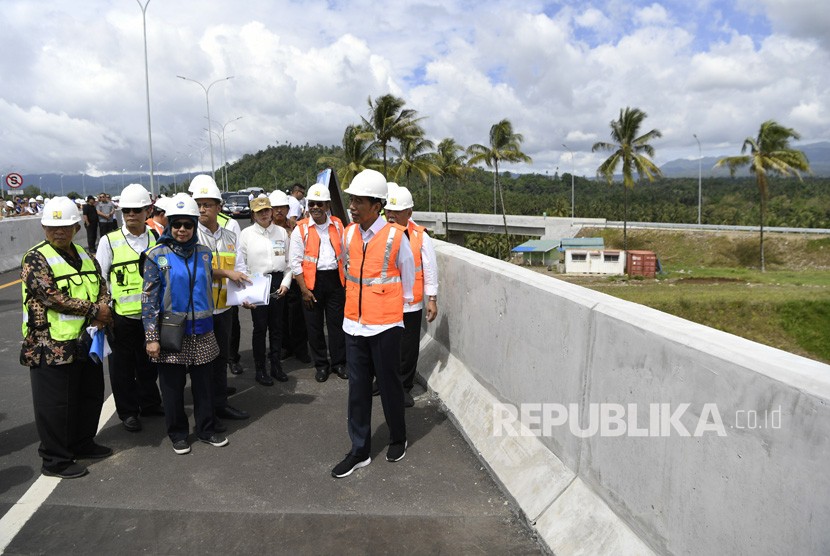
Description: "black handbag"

(159, 313), (186, 352)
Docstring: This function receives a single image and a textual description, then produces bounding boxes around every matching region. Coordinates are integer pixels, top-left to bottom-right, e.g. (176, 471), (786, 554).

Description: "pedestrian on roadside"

(97, 193), (116, 236)
(21, 196), (114, 479)
(82, 195), (100, 252)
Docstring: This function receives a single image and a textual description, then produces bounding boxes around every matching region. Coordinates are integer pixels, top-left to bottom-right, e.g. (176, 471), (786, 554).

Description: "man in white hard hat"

(96, 184), (163, 433)
(287, 183), (307, 227)
(289, 183), (347, 383)
(21, 197), (114, 478)
(193, 176), (251, 425)
(331, 169), (415, 479)
(384, 185), (439, 408)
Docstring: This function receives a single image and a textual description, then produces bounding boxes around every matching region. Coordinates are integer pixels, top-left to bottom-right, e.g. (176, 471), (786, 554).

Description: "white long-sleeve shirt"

(342, 216), (415, 337)
(406, 221), (439, 313)
(234, 223), (292, 290)
(289, 216), (342, 276)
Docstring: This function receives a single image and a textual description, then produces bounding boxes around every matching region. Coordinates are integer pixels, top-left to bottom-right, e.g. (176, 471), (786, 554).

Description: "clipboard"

(226, 273), (272, 306)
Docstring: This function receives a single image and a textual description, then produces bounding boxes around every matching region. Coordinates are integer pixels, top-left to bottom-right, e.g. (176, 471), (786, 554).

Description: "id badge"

(272, 240), (285, 257)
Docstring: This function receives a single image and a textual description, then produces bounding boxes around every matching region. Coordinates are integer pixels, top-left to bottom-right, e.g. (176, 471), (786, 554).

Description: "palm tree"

(715, 120), (810, 271)
(360, 94), (424, 178)
(317, 124), (381, 187)
(392, 133), (439, 189)
(592, 107), (663, 250)
(433, 138), (469, 238)
(468, 119), (532, 257)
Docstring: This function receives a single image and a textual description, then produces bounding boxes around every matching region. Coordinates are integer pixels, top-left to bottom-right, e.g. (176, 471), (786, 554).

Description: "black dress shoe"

(333, 366), (349, 380)
(216, 405), (249, 420)
(315, 368), (329, 383)
(122, 416), (142, 432)
(226, 386), (237, 395)
(270, 364), (288, 382)
(256, 369), (274, 386)
(404, 391), (415, 408)
(42, 463), (88, 479)
(229, 362), (244, 375)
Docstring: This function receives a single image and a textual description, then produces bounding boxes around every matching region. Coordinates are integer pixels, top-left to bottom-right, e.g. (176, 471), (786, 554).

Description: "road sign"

(5, 173), (23, 189)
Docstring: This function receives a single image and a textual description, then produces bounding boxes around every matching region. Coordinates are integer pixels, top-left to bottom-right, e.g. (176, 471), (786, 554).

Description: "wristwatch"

(428, 295), (437, 302)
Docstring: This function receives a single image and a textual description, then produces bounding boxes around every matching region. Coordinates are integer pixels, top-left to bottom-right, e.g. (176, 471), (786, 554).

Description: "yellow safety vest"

(107, 228), (156, 316)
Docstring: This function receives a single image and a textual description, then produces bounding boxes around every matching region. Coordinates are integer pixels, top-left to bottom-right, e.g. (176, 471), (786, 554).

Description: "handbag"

(159, 313), (186, 352)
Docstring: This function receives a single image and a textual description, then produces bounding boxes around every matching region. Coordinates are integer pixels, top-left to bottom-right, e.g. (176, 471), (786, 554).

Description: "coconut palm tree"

(317, 124), (381, 187)
(392, 133), (439, 189)
(715, 120), (810, 271)
(433, 138), (469, 238)
(467, 119), (532, 257)
(592, 106), (663, 250)
(360, 94), (424, 179)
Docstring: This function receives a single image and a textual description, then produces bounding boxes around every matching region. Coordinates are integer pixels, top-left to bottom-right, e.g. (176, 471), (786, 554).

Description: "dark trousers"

(212, 310), (231, 409)
(303, 270), (346, 370)
(98, 221), (116, 238)
(157, 362), (214, 442)
(282, 281), (309, 358)
(230, 306), (241, 364)
(30, 357), (104, 472)
(84, 223), (98, 252)
(346, 327), (405, 458)
(110, 314), (161, 420)
(251, 272), (284, 368)
(400, 310), (423, 391)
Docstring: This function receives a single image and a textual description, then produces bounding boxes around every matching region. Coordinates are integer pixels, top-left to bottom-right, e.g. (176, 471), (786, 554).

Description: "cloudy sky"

(1, 0), (828, 184)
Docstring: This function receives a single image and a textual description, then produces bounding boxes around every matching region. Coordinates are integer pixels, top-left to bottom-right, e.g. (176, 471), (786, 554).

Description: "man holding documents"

(194, 180), (251, 425)
(235, 197), (293, 386)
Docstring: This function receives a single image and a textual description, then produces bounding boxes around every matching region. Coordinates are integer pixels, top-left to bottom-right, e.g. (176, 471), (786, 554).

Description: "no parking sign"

(5, 173), (23, 189)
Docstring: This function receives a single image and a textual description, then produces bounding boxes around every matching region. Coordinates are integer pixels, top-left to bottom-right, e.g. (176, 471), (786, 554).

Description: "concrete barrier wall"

(420, 241), (830, 555)
(0, 216), (46, 274)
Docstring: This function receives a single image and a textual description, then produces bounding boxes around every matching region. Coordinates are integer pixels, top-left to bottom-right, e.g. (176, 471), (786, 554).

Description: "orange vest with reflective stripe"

(407, 221), (426, 305)
(298, 216), (345, 290)
(344, 221), (405, 325)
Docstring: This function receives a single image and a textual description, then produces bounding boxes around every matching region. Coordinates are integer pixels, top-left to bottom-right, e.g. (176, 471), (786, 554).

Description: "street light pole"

(177, 75), (234, 182)
(137, 0), (156, 197)
(60, 174), (64, 195)
(563, 144), (575, 218)
(209, 116), (242, 192)
(694, 134), (702, 225)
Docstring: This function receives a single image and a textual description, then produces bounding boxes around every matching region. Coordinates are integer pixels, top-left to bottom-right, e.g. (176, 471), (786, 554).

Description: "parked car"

(222, 194), (251, 218)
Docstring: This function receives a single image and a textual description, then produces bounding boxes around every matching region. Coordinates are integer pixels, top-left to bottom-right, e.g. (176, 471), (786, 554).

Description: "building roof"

(559, 237), (604, 251)
(511, 239), (561, 253)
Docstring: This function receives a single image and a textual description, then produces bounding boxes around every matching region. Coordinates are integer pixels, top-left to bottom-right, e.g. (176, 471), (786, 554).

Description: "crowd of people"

(20, 169), (438, 480)
(1, 195), (45, 218)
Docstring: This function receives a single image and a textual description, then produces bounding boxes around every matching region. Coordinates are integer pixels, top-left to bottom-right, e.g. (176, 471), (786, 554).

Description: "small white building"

(565, 249), (625, 275)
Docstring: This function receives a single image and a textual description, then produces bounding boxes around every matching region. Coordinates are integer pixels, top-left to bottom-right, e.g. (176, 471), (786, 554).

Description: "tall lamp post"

(563, 144), (575, 218)
(60, 174), (64, 195)
(177, 75), (234, 181)
(209, 116), (243, 191)
(137, 0), (156, 197)
(693, 134), (702, 225)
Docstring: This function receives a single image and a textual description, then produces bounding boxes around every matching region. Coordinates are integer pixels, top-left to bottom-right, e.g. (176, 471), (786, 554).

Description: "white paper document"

(226, 274), (272, 306)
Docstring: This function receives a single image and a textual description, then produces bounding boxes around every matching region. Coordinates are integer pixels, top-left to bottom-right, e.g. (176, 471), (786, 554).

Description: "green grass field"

(552, 228), (830, 364)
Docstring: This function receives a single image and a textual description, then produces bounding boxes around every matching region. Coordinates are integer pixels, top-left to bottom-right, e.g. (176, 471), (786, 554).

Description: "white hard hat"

(153, 197), (169, 213)
(36, 195), (44, 201)
(385, 186), (414, 210)
(119, 183), (152, 208)
(165, 193), (200, 218)
(268, 190), (289, 207)
(41, 196), (82, 227)
(343, 169), (388, 199)
(5, 201), (13, 207)
(188, 174), (218, 196)
(306, 183), (331, 202)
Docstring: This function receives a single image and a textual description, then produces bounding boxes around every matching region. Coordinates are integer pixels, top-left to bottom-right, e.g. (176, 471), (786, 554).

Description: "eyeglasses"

(307, 201), (326, 208)
(170, 220), (195, 230)
(121, 207), (145, 214)
(197, 202), (218, 209)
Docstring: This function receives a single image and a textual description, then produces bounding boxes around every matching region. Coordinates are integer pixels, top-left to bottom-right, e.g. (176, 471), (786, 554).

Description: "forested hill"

(211, 143), (829, 229)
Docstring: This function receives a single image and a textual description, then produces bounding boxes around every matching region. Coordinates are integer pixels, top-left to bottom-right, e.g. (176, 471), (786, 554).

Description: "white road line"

(0, 393), (116, 554)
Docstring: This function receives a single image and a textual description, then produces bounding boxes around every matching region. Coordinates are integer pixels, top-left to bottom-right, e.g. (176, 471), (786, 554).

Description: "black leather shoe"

(229, 362), (244, 375)
(270, 363), (288, 382)
(225, 386), (237, 395)
(333, 366), (349, 380)
(216, 405), (249, 420)
(256, 369), (274, 386)
(315, 368), (329, 383)
(122, 416), (142, 432)
(42, 463), (88, 479)
(404, 391), (415, 408)
(214, 418), (227, 433)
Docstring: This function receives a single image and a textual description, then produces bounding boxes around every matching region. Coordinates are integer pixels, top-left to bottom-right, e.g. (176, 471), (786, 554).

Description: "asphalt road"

(0, 230), (542, 554)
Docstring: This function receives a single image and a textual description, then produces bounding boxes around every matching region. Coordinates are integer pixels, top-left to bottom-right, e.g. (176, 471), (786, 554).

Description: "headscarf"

(157, 215), (200, 258)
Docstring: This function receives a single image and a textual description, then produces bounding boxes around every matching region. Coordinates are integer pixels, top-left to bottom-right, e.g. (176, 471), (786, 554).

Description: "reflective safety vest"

(343, 222), (405, 325)
(146, 218), (164, 236)
(298, 216), (345, 290)
(146, 244), (214, 335)
(217, 212), (231, 228)
(21, 241), (100, 341)
(406, 221), (426, 306)
(198, 225), (237, 310)
(107, 228), (156, 316)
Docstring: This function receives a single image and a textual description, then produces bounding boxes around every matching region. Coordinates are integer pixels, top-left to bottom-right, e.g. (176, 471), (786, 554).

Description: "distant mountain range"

(659, 141), (830, 178)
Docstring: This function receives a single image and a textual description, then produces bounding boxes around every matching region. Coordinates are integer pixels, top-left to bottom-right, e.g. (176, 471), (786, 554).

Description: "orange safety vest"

(344, 221), (405, 325)
(406, 221), (426, 305)
(298, 216), (345, 290)
(146, 218), (164, 236)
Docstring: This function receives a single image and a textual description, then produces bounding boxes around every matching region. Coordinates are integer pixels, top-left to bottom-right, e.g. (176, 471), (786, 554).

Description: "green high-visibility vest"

(217, 212), (231, 228)
(22, 242), (100, 341)
(107, 228), (156, 316)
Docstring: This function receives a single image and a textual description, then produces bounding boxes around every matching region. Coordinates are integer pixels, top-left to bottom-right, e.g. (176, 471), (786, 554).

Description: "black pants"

(400, 310), (423, 391)
(30, 357), (104, 472)
(282, 281), (309, 358)
(229, 306), (241, 364)
(98, 221), (116, 238)
(346, 327), (405, 458)
(157, 362), (214, 442)
(84, 223), (98, 252)
(211, 310), (231, 409)
(303, 270), (346, 371)
(110, 314), (161, 420)
(251, 272), (284, 368)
